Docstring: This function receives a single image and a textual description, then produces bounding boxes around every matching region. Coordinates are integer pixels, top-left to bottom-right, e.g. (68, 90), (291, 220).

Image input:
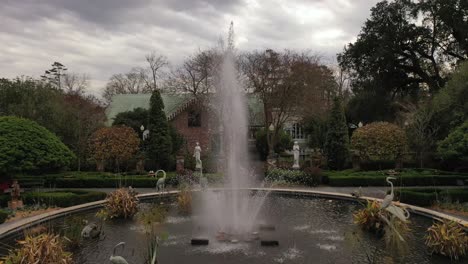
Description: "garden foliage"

(437, 121), (468, 163)
(324, 97), (349, 170)
(255, 128), (292, 160)
(89, 126), (140, 171)
(0, 116), (75, 176)
(425, 220), (468, 260)
(147, 90), (173, 169)
(351, 122), (407, 162)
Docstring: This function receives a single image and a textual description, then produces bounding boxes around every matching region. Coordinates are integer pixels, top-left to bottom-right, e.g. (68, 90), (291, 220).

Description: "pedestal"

(8, 199), (23, 210)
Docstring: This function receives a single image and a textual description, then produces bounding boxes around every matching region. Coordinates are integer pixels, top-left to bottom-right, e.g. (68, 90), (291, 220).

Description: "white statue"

(292, 141), (300, 169)
(194, 142), (202, 169)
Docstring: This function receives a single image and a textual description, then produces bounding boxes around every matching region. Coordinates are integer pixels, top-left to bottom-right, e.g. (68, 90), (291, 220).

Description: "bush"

(89, 126), (140, 172)
(266, 168), (317, 186)
(437, 121), (468, 164)
(425, 220), (468, 260)
(255, 129), (292, 160)
(103, 188), (139, 219)
(395, 188), (468, 206)
(351, 122), (407, 163)
(22, 190), (107, 208)
(327, 175), (467, 187)
(0, 116), (75, 176)
(0, 209), (8, 224)
(303, 167), (323, 186)
(2, 233), (73, 264)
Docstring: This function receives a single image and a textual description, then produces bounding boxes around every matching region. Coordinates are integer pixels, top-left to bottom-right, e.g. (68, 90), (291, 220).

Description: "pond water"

(1, 193), (451, 264)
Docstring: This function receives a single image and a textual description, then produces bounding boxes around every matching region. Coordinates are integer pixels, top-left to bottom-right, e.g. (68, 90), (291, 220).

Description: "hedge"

(21, 190), (106, 208)
(326, 175), (467, 187)
(395, 188), (468, 206)
(13, 171), (223, 189)
(0, 209), (8, 224)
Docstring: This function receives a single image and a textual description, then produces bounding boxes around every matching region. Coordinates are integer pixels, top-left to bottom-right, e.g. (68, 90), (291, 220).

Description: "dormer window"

(188, 109), (201, 127)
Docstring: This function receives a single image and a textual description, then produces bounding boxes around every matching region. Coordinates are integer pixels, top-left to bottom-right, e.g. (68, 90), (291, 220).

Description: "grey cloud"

(0, 0), (380, 96)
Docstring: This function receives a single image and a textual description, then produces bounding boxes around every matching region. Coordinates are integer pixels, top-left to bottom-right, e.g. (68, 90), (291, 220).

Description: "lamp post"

(268, 123), (275, 158)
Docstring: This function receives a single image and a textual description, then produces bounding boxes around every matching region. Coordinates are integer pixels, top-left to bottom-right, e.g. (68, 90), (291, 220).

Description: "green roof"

(106, 93), (264, 126)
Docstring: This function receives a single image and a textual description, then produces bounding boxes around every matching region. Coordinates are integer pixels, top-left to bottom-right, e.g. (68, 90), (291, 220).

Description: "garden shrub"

(2, 233), (73, 264)
(102, 188), (139, 219)
(255, 129), (292, 160)
(425, 220), (468, 260)
(437, 121), (468, 165)
(351, 122), (407, 163)
(22, 190), (107, 207)
(327, 175), (466, 187)
(88, 126), (140, 172)
(0, 116), (75, 176)
(0, 209), (9, 224)
(395, 188), (468, 206)
(303, 167), (323, 186)
(266, 168), (317, 186)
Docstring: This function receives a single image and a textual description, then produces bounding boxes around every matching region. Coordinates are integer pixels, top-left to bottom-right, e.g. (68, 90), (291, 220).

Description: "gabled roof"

(106, 93), (264, 127)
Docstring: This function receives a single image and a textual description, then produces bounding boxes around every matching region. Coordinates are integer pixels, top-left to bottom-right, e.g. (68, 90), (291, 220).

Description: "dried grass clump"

(425, 220), (468, 260)
(177, 188), (192, 215)
(2, 233), (73, 264)
(104, 188), (139, 219)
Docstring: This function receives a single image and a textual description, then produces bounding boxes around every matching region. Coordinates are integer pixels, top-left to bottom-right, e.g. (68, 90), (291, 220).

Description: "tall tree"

(242, 49), (334, 154)
(166, 49), (220, 97)
(103, 68), (149, 103)
(339, 0), (468, 122)
(142, 51), (168, 91)
(147, 90), (173, 169)
(41, 62), (68, 90)
(324, 97), (349, 170)
(62, 72), (89, 95)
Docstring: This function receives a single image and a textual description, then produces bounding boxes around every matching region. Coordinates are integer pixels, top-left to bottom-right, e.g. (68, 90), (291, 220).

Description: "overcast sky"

(1, 0), (379, 96)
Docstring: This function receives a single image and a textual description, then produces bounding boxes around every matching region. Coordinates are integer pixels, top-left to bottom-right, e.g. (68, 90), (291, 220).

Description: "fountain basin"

(0, 189), (466, 263)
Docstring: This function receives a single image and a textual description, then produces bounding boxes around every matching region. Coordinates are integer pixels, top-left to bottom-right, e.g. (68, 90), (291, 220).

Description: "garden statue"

(81, 222), (101, 239)
(110, 242), (129, 264)
(156, 170), (166, 192)
(142, 129), (150, 141)
(194, 142), (202, 170)
(292, 141), (300, 169)
(8, 180), (23, 209)
(379, 176), (410, 241)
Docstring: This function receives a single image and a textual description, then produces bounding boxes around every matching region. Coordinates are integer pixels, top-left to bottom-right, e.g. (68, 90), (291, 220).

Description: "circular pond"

(0, 192), (451, 263)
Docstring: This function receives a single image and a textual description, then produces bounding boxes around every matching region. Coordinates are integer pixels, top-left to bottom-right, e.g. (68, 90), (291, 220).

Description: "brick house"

(106, 94), (265, 154)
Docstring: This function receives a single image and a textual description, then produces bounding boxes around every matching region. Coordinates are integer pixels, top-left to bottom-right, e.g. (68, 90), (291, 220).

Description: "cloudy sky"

(1, 0), (379, 96)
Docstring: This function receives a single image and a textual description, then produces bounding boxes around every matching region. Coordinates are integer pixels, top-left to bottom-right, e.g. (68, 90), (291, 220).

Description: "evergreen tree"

(324, 97), (349, 170)
(147, 90), (173, 169)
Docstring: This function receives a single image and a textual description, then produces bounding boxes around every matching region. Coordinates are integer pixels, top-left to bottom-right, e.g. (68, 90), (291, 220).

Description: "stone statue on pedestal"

(194, 142), (202, 170)
(292, 141), (300, 169)
(8, 180), (23, 209)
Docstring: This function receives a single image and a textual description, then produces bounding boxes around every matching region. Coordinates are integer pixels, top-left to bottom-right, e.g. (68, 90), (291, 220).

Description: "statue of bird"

(81, 222), (101, 239)
(381, 177), (397, 209)
(156, 170), (166, 192)
(110, 242), (129, 264)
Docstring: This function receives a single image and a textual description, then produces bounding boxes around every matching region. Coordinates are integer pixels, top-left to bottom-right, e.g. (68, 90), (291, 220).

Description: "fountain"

(192, 24), (271, 243)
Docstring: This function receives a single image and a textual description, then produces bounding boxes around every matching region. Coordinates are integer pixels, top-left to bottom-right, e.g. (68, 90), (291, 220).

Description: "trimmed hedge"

(395, 188), (468, 206)
(14, 171), (223, 189)
(327, 175), (467, 187)
(22, 190), (106, 208)
(0, 209), (8, 224)
(324, 168), (468, 187)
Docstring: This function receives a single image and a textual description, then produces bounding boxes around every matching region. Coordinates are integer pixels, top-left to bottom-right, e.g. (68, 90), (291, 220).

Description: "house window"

(288, 123), (305, 139)
(188, 109), (201, 127)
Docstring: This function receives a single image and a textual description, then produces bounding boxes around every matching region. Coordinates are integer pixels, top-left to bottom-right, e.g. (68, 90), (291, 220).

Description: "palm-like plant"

(425, 220), (468, 260)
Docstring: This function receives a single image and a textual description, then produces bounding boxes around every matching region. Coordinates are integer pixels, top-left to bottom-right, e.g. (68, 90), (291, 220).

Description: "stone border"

(0, 188), (466, 240)
(0, 191), (179, 240)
